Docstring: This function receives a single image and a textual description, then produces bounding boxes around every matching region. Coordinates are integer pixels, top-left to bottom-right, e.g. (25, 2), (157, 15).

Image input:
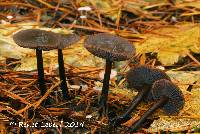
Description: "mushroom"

(130, 79), (185, 131)
(13, 29), (60, 96)
(57, 33), (80, 100)
(84, 33), (135, 116)
(111, 65), (171, 126)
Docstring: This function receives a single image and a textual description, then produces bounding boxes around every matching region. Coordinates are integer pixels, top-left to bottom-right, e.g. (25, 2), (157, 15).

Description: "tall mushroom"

(57, 34), (80, 100)
(111, 65), (171, 126)
(130, 79), (185, 131)
(13, 29), (60, 96)
(84, 33), (135, 116)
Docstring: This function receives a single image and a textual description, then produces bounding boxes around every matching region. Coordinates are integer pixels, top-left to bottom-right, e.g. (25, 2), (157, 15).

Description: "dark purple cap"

(13, 29), (60, 51)
(151, 79), (185, 115)
(126, 65), (170, 90)
(126, 65), (171, 101)
(84, 33), (135, 61)
(58, 34), (80, 49)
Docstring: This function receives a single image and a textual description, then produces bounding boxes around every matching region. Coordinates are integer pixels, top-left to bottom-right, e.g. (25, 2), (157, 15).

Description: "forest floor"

(0, 0), (200, 133)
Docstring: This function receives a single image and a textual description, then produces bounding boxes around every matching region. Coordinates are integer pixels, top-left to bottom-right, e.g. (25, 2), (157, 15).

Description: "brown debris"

(0, 0), (200, 133)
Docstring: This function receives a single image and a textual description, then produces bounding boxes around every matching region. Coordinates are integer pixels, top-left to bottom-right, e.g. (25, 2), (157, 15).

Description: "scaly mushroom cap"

(126, 65), (170, 90)
(126, 65), (171, 101)
(13, 29), (60, 51)
(84, 33), (135, 61)
(151, 79), (185, 115)
(59, 34), (80, 49)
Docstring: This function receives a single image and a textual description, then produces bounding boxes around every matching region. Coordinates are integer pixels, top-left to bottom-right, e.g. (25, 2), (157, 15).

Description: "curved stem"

(36, 48), (47, 96)
(112, 85), (150, 126)
(130, 96), (168, 132)
(125, 85), (149, 116)
(58, 49), (69, 99)
(99, 59), (112, 116)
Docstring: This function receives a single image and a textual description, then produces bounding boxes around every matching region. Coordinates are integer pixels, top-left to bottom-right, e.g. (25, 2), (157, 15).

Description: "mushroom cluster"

(13, 29), (185, 132)
(13, 29), (80, 101)
(130, 79), (184, 131)
(13, 30), (136, 111)
(111, 65), (185, 132)
(111, 65), (171, 126)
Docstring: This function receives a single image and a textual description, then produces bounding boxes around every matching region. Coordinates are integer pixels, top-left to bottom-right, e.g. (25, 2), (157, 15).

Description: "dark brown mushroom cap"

(151, 79), (185, 115)
(126, 65), (171, 101)
(84, 33), (135, 61)
(13, 29), (60, 51)
(58, 34), (80, 49)
(126, 65), (170, 91)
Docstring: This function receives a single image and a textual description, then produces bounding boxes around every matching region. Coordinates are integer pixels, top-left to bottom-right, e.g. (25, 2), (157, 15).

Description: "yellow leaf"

(135, 23), (200, 65)
(177, 1), (200, 9)
(0, 40), (32, 59)
(15, 57), (50, 71)
(157, 51), (180, 65)
(89, 0), (119, 21)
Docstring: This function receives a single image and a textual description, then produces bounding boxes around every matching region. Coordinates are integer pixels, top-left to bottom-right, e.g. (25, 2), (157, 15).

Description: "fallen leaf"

(14, 57), (50, 71)
(0, 23), (105, 71)
(157, 51), (180, 65)
(177, 1), (200, 9)
(149, 118), (200, 132)
(135, 23), (200, 65)
(89, 0), (120, 21)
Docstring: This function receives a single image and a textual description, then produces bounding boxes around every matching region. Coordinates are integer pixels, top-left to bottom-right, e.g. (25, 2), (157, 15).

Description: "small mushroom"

(57, 34), (80, 100)
(13, 29), (60, 96)
(111, 65), (171, 126)
(84, 33), (135, 116)
(130, 79), (185, 131)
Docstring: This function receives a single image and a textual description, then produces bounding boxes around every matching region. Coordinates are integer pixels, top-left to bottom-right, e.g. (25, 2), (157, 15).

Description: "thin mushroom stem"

(99, 59), (112, 116)
(125, 85), (149, 116)
(36, 48), (47, 96)
(58, 49), (69, 99)
(130, 96), (168, 132)
(112, 85), (150, 126)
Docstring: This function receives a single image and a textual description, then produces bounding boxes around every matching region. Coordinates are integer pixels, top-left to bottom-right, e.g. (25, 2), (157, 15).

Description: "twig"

(1, 89), (31, 105)
(36, 0), (71, 13)
(0, 2), (38, 9)
(186, 52), (200, 66)
(62, 24), (111, 33)
(91, 117), (106, 134)
(33, 81), (61, 109)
